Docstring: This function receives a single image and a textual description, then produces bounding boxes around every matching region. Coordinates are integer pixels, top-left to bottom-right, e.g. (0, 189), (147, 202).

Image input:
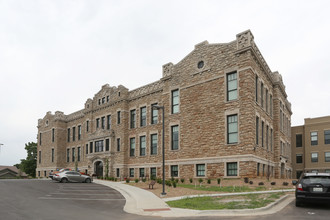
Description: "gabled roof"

(0, 166), (28, 177)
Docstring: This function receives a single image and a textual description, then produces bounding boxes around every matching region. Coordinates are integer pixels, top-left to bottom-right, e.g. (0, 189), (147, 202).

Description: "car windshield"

(301, 176), (330, 184)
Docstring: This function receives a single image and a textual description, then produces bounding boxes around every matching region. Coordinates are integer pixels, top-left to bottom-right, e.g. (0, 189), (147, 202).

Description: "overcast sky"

(1, 0), (330, 166)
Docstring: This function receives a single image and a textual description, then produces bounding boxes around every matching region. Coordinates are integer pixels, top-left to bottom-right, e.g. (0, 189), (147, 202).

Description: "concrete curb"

(94, 180), (295, 217)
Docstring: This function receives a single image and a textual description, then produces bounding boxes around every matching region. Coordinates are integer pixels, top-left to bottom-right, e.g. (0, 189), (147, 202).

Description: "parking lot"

(0, 179), (152, 220)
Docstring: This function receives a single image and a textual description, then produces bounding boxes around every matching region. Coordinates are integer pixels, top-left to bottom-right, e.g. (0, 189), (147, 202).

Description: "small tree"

(19, 142), (37, 177)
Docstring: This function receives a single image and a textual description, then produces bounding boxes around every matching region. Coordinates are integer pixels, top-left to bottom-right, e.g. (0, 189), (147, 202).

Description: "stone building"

(291, 116), (330, 179)
(36, 30), (292, 180)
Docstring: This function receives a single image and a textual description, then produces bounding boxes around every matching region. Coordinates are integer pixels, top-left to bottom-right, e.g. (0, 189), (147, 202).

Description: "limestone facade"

(36, 30), (292, 180)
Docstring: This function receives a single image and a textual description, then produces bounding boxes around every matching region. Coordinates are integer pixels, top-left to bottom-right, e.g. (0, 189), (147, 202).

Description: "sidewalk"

(94, 180), (295, 217)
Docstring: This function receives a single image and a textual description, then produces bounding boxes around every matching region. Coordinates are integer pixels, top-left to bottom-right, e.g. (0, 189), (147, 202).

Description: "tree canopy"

(19, 142), (37, 177)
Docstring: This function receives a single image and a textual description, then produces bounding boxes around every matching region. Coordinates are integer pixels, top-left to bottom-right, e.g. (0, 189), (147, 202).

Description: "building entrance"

(95, 161), (103, 177)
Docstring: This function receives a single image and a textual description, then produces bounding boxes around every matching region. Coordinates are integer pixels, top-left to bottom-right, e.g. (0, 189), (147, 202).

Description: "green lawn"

(166, 192), (284, 210)
(178, 184), (267, 192)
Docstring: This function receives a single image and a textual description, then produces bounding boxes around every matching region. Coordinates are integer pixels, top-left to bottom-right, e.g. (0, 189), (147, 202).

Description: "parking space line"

(38, 197), (125, 201)
(50, 193), (119, 195)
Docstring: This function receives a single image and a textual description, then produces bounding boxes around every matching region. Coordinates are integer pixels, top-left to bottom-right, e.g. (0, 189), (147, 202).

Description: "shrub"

(171, 177), (175, 182)
(180, 178), (185, 183)
(244, 177), (249, 183)
(217, 178), (221, 184)
(126, 179), (130, 183)
(157, 178), (162, 184)
(198, 178), (203, 184)
(135, 179), (139, 183)
(175, 179), (179, 183)
(207, 179), (211, 184)
(249, 181), (253, 185)
(142, 178), (146, 182)
(271, 182), (276, 185)
(282, 182), (289, 186)
(258, 182), (264, 186)
(165, 180), (172, 187)
(172, 181), (177, 188)
(189, 178), (193, 183)
(114, 178), (117, 182)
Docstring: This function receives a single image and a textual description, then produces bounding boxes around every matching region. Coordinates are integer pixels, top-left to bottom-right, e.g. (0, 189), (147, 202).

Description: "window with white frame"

(227, 72), (237, 101)
(311, 132), (318, 145)
(227, 162), (238, 176)
(196, 164), (205, 177)
(227, 114), (238, 144)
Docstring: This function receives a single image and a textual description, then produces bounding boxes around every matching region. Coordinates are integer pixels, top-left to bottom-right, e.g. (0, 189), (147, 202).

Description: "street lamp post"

(152, 105), (166, 196)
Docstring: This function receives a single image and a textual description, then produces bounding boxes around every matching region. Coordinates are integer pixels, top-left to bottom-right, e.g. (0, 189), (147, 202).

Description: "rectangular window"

(266, 125), (269, 150)
(196, 164), (205, 177)
(265, 89), (269, 113)
(101, 116), (105, 129)
(227, 114), (238, 144)
(270, 95), (273, 116)
(78, 125), (81, 140)
(280, 109), (283, 131)
(86, 120), (89, 132)
(66, 149), (70, 162)
(255, 75), (258, 102)
(256, 116), (259, 145)
(117, 138), (120, 151)
(296, 154), (303, 164)
(150, 167), (156, 179)
(257, 163), (260, 176)
(130, 109), (136, 129)
(171, 125), (179, 150)
(116, 168), (120, 178)
(72, 148), (75, 162)
(89, 142), (93, 153)
(151, 103), (158, 124)
(130, 137), (135, 156)
(39, 132), (42, 145)
(102, 97), (105, 104)
(227, 72), (237, 101)
(311, 152), (318, 163)
(325, 130), (330, 144)
(311, 132), (318, 145)
(107, 95), (109, 102)
(51, 149), (54, 162)
(52, 128), (55, 142)
(95, 140), (104, 152)
(78, 147), (81, 162)
(86, 144), (88, 154)
(296, 134), (302, 147)
(139, 168), (145, 178)
(67, 128), (70, 142)
(296, 171), (303, 179)
(117, 111), (121, 124)
(72, 127), (76, 141)
(96, 118), (100, 129)
(325, 152), (330, 162)
(140, 106), (146, 127)
(140, 136), (146, 156)
(171, 89), (179, 114)
(107, 115), (111, 130)
(171, 165), (178, 177)
(261, 121), (264, 147)
(151, 134), (158, 155)
(105, 139), (110, 151)
(129, 168), (134, 177)
(270, 128), (273, 151)
(261, 82), (264, 107)
(227, 162), (238, 176)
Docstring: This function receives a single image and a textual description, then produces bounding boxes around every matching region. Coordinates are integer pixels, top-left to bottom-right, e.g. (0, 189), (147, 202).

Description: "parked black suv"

(294, 172), (330, 207)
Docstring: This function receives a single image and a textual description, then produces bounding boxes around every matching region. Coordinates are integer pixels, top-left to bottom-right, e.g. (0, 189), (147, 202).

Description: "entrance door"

(95, 161), (103, 177)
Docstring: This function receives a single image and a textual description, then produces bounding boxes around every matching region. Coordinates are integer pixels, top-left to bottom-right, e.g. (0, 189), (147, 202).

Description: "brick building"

(36, 30), (292, 180)
(291, 116), (330, 179)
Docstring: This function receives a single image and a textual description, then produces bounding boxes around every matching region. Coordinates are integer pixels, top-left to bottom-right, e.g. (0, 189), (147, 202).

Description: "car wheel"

(85, 178), (91, 183)
(295, 199), (303, 207)
(61, 178), (68, 183)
